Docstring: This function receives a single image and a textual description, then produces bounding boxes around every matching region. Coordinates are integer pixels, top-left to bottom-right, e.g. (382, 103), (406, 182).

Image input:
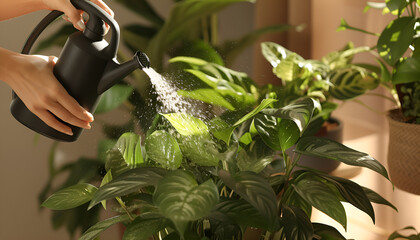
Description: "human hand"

(42, 0), (114, 31)
(6, 53), (94, 136)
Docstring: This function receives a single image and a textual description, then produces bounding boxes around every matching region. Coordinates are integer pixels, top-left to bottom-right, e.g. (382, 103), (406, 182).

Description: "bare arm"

(0, 0), (113, 135)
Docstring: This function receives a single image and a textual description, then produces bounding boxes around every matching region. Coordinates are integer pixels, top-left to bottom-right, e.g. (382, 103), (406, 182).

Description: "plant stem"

(116, 197), (135, 221)
(210, 13), (218, 45)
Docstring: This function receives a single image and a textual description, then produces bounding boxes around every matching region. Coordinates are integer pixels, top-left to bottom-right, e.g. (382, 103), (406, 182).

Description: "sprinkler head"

(135, 51), (151, 69)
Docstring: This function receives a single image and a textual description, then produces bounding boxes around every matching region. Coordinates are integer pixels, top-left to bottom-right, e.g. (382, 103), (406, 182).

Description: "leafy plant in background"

(41, 50), (397, 239)
(37, 0), (294, 237)
(388, 226), (420, 240)
(338, 0), (420, 123)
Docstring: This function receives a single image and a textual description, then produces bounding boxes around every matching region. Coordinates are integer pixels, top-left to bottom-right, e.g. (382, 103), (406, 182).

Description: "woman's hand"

(1, 49), (94, 136)
(42, 0), (114, 31)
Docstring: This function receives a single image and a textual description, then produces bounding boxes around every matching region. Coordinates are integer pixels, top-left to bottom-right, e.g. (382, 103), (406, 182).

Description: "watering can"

(10, 0), (150, 142)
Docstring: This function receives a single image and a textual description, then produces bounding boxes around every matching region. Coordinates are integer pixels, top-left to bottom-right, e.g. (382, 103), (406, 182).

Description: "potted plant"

(36, 0), (296, 237)
(338, 0), (420, 195)
(40, 52), (396, 239)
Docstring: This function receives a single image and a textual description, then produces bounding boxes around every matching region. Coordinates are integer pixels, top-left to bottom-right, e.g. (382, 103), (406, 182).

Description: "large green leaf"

(95, 84), (134, 114)
(362, 187), (397, 211)
(147, 0), (255, 69)
(262, 97), (319, 133)
(218, 170), (278, 230)
(179, 135), (220, 166)
(292, 174), (347, 229)
(329, 68), (379, 100)
(123, 216), (168, 240)
(42, 183), (97, 210)
(115, 132), (143, 167)
(393, 56), (420, 84)
(145, 130), (183, 169)
(214, 98), (277, 145)
(295, 136), (389, 180)
(209, 199), (269, 230)
(88, 167), (167, 209)
(153, 170), (219, 236)
(321, 175), (375, 223)
(253, 114), (282, 151)
(162, 113), (209, 136)
(80, 215), (131, 240)
(281, 205), (314, 240)
(312, 223), (347, 240)
(377, 16), (416, 66)
(178, 89), (235, 110)
(236, 148), (273, 173)
(278, 119), (300, 151)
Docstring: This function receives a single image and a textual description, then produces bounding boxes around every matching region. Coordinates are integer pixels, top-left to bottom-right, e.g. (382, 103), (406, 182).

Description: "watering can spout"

(97, 51), (150, 94)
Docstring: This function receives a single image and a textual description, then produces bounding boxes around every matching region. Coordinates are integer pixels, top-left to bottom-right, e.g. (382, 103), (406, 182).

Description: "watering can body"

(10, 0), (150, 142)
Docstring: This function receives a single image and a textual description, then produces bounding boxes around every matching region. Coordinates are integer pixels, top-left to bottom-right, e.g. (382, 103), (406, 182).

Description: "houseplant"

(36, 0), (295, 237)
(338, 0), (420, 195)
(41, 54), (396, 239)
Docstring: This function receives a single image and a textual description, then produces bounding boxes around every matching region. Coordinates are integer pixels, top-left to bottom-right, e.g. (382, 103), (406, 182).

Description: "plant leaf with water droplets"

(178, 89), (235, 110)
(218, 170), (278, 230)
(153, 170), (219, 236)
(42, 183), (97, 210)
(145, 130), (183, 169)
(295, 136), (389, 180)
(179, 135), (220, 166)
(80, 215), (131, 240)
(254, 114), (281, 151)
(89, 167), (167, 209)
(115, 132), (143, 167)
(162, 113), (209, 136)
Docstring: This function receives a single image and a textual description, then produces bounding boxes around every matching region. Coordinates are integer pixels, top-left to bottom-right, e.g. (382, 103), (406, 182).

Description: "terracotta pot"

(387, 109), (420, 195)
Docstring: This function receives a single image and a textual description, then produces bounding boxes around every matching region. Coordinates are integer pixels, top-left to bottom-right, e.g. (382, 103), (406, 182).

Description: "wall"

(0, 1), (254, 239)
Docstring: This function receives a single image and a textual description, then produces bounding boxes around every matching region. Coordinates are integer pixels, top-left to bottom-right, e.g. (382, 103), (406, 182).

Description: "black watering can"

(10, 0), (150, 142)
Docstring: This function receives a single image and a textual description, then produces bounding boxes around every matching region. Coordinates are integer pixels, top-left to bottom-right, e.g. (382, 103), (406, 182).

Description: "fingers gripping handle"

(70, 0), (120, 57)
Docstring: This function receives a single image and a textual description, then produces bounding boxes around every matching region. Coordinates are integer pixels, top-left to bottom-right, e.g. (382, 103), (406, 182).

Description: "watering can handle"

(21, 0), (119, 57)
(70, 0), (120, 57)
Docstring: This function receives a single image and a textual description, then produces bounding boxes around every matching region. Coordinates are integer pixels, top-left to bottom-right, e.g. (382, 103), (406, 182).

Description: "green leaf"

(147, 0), (256, 69)
(161, 113), (209, 136)
(393, 56), (420, 84)
(210, 199), (269, 230)
(145, 130), (183, 169)
(215, 98), (277, 145)
(42, 183), (97, 210)
(236, 148), (273, 173)
(178, 89), (235, 110)
(377, 16), (416, 65)
(278, 119), (300, 151)
(80, 215), (131, 240)
(282, 205), (314, 240)
(295, 136), (390, 180)
(218, 170), (278, 230)
(388, 226), (420, 240)
(385, 0), (408, 13)
(89, 167), (167, 209)
(153, 170), (219, 236)
(115, 132), (143, 167)
(253, 114), (282, 151)
(322, 175), (375, 223)
(362, 187), (397, 211)
(312, 223), (346, 240)
(262, 97), (319, 133)
(123, 217), (168, 240)
(292, 174), (347, 229)
(99, 170), (113, 210)
(95, 84), (134, 114)
(179, 135), (220, 166)
(329, 67), (379, 100)
(377, 58), (391, 82)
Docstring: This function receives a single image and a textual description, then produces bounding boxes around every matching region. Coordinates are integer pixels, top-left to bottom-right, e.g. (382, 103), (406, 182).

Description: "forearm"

(0, 47), (23, 87)
(0, 0), (47, 21)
